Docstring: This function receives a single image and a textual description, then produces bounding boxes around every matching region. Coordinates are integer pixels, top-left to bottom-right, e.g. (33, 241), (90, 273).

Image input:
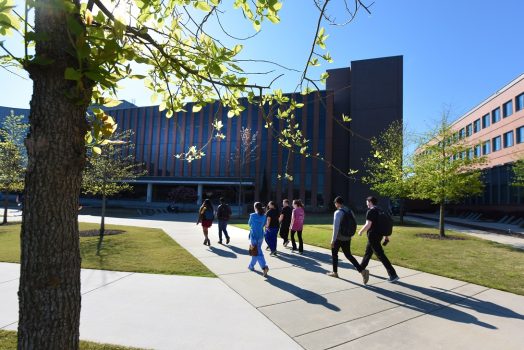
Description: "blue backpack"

(203, 208), (214, 221)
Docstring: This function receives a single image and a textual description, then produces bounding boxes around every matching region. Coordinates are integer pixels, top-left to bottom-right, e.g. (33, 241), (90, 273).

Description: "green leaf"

(195, 2), (211, 12)
(92, 146), (101, 155)
(64, 67), (82, 81)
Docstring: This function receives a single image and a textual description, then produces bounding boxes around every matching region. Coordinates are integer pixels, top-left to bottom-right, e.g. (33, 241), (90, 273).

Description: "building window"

(517, 126), (524, 144)
(466, 124), (473, 137)
(492, 107), (501, 123)
(482, 140), (491, 155)
(474, 144), (482, 158)
(473, 119), (481, 133)
(492, 136), (501, 151)
(459, 128), (465, 139)
(482, 113), (490, 129)
(503, 131), (514, 148)
(517, 93), (524, 111)
(467, 148), (474, 159)
(503, 100), (513, 118)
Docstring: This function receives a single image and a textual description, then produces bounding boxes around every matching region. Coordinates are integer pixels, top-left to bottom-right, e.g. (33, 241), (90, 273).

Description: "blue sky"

(1, 0), (523, 136)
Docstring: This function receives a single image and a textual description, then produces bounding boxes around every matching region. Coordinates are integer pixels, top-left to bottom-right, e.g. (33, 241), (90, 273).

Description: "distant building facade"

(0, 56), (404, 211)
(441, 74), (524, 214)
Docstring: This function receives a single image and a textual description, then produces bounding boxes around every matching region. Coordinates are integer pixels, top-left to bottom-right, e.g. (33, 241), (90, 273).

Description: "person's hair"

(203, 198), (213, 210)
(254, 202), (264, 215)
(366, 196), (378, 205)
(292, 199), (303, 208)
(267, 201), (277, 212)
(334, 196), (344, 205)
(219, 197), (225, 204)
(283, 199), (290, 205)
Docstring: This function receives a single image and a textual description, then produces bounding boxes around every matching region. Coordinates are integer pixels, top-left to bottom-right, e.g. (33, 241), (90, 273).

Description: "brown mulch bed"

(415, 233), (467, 241)
(79, 229), (125, 237)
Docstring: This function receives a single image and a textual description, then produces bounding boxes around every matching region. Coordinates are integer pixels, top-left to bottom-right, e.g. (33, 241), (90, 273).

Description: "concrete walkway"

(2, 213), (524, 349)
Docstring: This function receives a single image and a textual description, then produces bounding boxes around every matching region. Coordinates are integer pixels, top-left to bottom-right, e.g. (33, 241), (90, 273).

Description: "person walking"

(290, 199), (305, 254)
(358, 196), (399, 283)
(265, 201), (280, 256)
(216, 197), (232, 244)
(279, 199), (292, 247)
(248, 202), (269, 277)
(326, 196), (370, 284)
(197, 199), (214, 246)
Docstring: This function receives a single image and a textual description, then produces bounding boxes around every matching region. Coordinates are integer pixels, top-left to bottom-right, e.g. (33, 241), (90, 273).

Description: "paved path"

(405, 215), (524, 250)
(2, 213), (524, 349)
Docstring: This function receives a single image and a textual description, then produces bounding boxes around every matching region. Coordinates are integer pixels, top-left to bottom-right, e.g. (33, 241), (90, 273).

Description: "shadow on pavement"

(365, 281), (504, 329)
(208, 246), (237, 259)
(262, 273), (341, 312)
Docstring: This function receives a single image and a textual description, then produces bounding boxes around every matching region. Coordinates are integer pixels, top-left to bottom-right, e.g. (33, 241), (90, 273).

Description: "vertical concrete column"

(146, 183), (153, 203)
(197, 184), (203, 204)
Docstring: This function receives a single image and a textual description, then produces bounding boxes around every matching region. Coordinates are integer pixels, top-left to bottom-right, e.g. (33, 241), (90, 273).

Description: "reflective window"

(503, 131), (514, 148)
(516, 93), (524, 111)
(492, 107), (501, 123)
(517, 126), (524, 144)
(473, 119), (481, 133)
(482, 113), (490, 128)
(503, 100), (513, 118)
(466, 124), (473, 137)
(482, 140), (491, 155)
(492, 136), (501, 151)
(474, 144), (481, 157)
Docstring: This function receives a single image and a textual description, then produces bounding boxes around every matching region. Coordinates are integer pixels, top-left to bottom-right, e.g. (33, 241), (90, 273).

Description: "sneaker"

(248, 266), (255, 272)
(326, 271), (339, 278)
(387, 275), (399, 283)
(263, 266), (269, 277)
(218, 240), (223, 244)
(283, 240), (289, 247)
(361, 269), (370, 285)
(226, 237), (230, 244)
(265, 246), (270, 251)
(270, 251), (277, 257)
(298, 251), (303, 255)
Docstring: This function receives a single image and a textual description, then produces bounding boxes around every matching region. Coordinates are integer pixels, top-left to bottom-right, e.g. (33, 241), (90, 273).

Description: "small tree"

(231, 127), (258, 215)
(362, 120), (412, 224)
(0, 141), (24, 224)
(511, 158), (524, 187)
(0, 112), (28, 224)
(82, 130), (144, 254)
(410, 113), (486, 237)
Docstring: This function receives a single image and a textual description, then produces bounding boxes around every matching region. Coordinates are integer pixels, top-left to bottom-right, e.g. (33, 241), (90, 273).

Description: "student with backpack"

(248, 202), (269, 277)
(290, 199), (305, 254)
(197, 199), (214, 246)
(326, 196), (369, 284)
(358, 196), (399, 283)
(216, 197), (232, 244)
(265, 201), (280, 256)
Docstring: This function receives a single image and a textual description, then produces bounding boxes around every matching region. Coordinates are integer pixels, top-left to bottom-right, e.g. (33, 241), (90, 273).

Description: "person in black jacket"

(358, 196), (399, 283)
(216, 197), (232, 244)
(278, 199), (292, 247)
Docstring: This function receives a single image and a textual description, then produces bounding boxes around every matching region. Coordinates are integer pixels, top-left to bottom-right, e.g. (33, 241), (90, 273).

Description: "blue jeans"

(265, 227), (279, 252)
(249, 238), (267, 270)
(218, 220), (230, 241)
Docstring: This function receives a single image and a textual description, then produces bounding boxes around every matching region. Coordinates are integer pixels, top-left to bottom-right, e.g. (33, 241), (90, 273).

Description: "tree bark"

(97, 194), (106, 255)
(439, 202), (446, 237)
(2, 193), (8, 224)
(18, 1), (91, 349)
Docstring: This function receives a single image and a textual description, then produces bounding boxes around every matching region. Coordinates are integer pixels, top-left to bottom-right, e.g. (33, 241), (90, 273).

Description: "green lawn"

(233, 219), (524, 295)
(0, 330), (147, 350)
(0, 223), (214, 278)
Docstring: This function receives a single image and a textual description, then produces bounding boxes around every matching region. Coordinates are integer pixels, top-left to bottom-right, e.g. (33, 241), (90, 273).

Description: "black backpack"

(375, 208), (393, 236)
(217, 204), (231, 220)
(338, 208), (357, 238)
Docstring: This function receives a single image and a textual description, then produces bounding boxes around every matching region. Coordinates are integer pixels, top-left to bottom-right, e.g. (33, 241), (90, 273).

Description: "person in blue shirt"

(248, 202), (269, 277)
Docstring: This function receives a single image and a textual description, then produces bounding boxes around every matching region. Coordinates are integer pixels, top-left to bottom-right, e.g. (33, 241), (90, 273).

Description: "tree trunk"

(18, 2), (91, 349)
(97, 194), (106, 255)
(2, 192), (8, 224)
(439, 202), (446, 237)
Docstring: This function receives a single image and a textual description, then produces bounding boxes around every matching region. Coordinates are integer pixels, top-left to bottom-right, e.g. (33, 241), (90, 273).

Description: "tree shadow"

(258, 272), (341, 312)
(365, 281), (507, 329)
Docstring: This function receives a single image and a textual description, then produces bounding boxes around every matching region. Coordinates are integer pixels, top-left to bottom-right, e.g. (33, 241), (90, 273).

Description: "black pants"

(291, 230), (303, 252)
(332, 239), (363, 273)
(279, 226), (289, 243)
(360, 234), (397, 278)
